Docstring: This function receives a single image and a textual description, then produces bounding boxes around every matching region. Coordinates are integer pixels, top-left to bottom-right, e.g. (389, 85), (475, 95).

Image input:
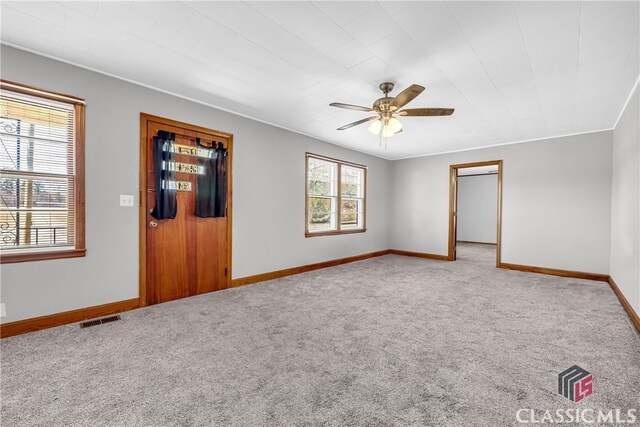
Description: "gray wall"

(0, 46), (391, 323)
(610, 84), (639, 317)
(457, 174), (498, 244)
(390, 131), (613, 274)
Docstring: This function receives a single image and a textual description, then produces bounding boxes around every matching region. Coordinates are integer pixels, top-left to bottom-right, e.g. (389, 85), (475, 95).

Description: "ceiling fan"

(330, 82), (454, 138)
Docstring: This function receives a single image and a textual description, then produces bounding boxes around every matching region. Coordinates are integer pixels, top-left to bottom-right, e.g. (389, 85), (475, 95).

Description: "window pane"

(0, 99), (72, 143)
(308, 157), (337, 196)
(0, 133), (71, 175)
(341, 213), (364, 230)
(341, 165), (364, 198)
(0, 176), (73, 249)
(341, 198), (364, 229)
(308, 196), (336, 232)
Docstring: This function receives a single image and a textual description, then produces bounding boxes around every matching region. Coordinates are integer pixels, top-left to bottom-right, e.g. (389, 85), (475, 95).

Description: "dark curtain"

(214, 142), (228, 217)
(195, 140), (228, 218)
(150, 131), (177, 220)
(195, 138), (216, 217)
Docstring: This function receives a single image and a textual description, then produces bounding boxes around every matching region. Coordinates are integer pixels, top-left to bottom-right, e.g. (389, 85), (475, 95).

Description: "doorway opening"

(448, 160), (502, 267)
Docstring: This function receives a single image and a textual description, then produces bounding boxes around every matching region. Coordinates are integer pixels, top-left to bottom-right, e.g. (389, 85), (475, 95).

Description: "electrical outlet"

(0, 303), (6, 318)
(120, 195), (134, 207)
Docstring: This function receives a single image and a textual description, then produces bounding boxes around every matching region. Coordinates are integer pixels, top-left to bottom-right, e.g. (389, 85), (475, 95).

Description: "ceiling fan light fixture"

(388, 117), (402, 133)
(368, 119), (382, 135)
(380, 117), (403, 138)
(382, 125), (394, 138)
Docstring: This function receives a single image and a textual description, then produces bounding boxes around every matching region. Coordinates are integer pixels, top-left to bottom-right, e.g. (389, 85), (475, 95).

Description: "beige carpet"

(2, 244), (638, 426)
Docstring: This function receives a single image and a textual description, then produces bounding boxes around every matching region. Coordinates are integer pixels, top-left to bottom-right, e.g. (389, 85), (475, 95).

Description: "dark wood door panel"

(142, 116), (232, 306)
(196, 216), (227, 294)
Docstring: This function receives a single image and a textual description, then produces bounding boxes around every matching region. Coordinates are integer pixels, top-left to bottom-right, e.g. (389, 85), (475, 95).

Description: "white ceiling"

(1, 1), (638, 160)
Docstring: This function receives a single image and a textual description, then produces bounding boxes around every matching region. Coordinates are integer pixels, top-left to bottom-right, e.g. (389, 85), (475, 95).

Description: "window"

(306, 153), (366, 236)
(0, 80), (85, 263)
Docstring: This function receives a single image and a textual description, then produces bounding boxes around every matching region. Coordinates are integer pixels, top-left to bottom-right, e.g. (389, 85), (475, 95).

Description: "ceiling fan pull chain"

(380, 132), (387, 150)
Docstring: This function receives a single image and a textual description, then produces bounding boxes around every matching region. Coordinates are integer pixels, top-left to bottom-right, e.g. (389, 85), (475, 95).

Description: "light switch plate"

(0, 303), (6, 318)
(120, 195), (134, 207)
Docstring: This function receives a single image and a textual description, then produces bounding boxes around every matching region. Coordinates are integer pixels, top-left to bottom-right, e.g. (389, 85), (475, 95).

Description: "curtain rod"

(157, 129), (225, 145)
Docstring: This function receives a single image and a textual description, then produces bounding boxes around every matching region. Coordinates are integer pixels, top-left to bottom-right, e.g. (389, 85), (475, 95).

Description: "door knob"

(149, 220), (158, 228)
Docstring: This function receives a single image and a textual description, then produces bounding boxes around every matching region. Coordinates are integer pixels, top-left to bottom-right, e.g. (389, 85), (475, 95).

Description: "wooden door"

(140, 114), (232, 306)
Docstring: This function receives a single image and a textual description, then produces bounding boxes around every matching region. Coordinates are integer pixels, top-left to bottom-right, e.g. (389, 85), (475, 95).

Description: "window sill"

(305, 229), (367, 238)
(1, 248), (87, 264)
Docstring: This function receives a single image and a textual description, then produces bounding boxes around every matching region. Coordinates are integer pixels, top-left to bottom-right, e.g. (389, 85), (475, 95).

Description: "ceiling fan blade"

(390, 84), (425, 110)
(330, 102), (374, 112)
(337, 116), (378, 131)
(398, 108), (454, 116)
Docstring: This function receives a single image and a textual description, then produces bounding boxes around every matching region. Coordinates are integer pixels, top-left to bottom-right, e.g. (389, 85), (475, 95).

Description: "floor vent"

(80, 315), (121, 329)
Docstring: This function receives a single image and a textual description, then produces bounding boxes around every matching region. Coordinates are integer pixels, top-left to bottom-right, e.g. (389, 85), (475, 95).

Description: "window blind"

(0, 92), (77, 252)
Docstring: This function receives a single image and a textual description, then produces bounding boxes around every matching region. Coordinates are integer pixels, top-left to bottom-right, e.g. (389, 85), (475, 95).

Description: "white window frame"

(305, 153), (367, 237)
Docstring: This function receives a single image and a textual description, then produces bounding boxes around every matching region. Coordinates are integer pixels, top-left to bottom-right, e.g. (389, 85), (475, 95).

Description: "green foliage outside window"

(309, 197), (331, 224)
